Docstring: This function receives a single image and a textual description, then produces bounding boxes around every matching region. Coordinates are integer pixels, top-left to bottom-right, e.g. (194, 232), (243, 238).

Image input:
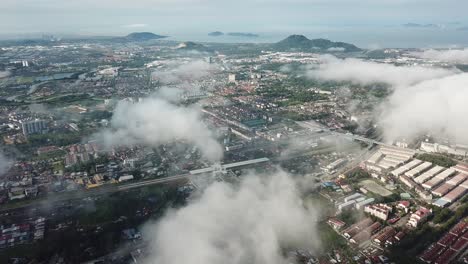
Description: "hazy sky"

(2, 0), (468, 47)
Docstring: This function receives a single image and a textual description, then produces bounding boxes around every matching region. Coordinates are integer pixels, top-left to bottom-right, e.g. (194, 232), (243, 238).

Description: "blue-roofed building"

(321, 181), (337, 188)
(432, 198), (450, 208)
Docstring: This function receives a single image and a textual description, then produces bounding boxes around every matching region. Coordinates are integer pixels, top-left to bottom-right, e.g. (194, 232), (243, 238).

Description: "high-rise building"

(21, 119), (48, 136)
(228, 74), (237, 83)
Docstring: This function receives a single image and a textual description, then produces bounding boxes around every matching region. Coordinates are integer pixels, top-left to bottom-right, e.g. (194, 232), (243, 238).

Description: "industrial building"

(441, 186), (467, 203)
(355, 198), (375, 210)
(344, 193), (364, 202)
(454, 164), (468, 174)
(432, 183), (455, 197)
(400, 175), (417, 189)
(422, 168), (456, 190)
(422, 176), (446, 190)
(391, 159), (423, 177)
(414, 165), (445, 184)
(446, 173), (467, 186)
(326, 158), (347, 172)
(338, 200), (356, 211)
(434, 168), (457, 180)
(365, 146), (416, 173)
(405, 162), (433, 178)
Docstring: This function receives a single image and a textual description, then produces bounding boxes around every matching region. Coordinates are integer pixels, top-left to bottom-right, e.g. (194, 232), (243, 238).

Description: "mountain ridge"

(273, 34), (361, 52)
(124, 32), (167, 41)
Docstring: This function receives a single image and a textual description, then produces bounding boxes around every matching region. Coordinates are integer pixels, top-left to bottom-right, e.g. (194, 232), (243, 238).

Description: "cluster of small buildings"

(0, 170), (40, 202)
(340, 217), (405, 247)
(65, 143), (100, 167)
(373, 226), (405, 247)
(203, 104), (271, 132)
(0, 217), (45, 249)
(419, 219), (467, 264)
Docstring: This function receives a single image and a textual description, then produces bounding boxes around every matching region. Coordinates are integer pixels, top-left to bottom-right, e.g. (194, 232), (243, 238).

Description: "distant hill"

(208, 31), (224, 37)
(227, 32), (259, 38)
(273, 35), (361, 52)
(402, 23), (440, 28)
(176, 41), (212, 52)
(124, 32), (167, 41)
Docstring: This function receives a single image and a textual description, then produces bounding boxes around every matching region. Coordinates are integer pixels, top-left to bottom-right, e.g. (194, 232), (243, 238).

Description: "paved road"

(0, 131), (386, 213)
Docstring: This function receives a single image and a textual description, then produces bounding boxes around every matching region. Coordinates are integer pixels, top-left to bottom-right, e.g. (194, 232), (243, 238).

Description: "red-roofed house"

(408, 207), (432, 228)
(397, 200), (411, 213)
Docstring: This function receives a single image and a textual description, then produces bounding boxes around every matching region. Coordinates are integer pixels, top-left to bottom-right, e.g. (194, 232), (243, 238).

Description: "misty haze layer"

(0, 152), (11, 176)
(380, 73), (468, 144)
(302, 55), (468, 144)
(151, 60), (218, 85)
(142, 170), (320, 264)
(94, 97), (223, 161)
(307, 55), (457, 86)
(412, 48), (468, 64)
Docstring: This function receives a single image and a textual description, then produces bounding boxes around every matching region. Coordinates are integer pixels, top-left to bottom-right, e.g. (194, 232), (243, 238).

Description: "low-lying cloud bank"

(380, 73), (468, 144)
(302, 55), (468, 144)
(152, 60), (218, 84)
(94, 96), (223, 161)
(412, 48), (468, 64)
(305, 55), (457, 87)
(142, 170), (320, 264)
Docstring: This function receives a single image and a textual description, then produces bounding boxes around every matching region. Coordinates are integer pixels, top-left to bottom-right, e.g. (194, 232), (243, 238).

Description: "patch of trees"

(416, 153), (456, 168)
(346, 168), (370, 182)
(27, 132), (82, 147)
(83, 110), (113, 121)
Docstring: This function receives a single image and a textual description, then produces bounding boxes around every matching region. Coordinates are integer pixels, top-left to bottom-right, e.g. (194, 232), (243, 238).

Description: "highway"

(0, 157), (273, 213)
(116, 174), (190, 191)
(0, 131), (386, 213)
(0, 174), (191, 213)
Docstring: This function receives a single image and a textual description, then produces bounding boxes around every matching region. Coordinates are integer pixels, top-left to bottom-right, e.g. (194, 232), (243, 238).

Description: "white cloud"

(379, 73), (468, 144)
(302, 55), (468, 145)
(94, 96), (223, 161)
(305, 55), (458, 86)
(121, 23), (149, 28)
(152, 60), (218, 85)
(142, 170), (320, 264)
(326, 47), (345, 52)
(412, 49), (468, 64)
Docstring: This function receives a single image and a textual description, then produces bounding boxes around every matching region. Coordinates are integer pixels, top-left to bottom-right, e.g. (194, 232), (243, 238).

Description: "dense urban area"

(0, 32), (467, 264)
